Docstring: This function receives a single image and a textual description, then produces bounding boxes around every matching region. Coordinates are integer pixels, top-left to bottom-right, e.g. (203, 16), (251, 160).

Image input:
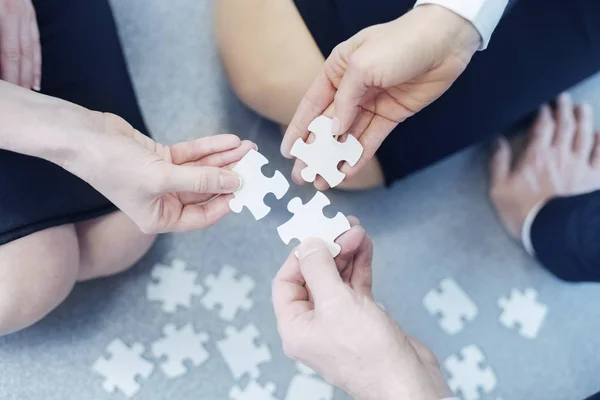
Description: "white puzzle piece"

(423, 278), (478, 335)
(92, 339), (154, 398)
(201, 265), (255, 321)
(290, 116), (363, 188)
(151, 324), (210, 378)
(217, 323), (272, 381)
(146, 259), (203, 313)
(230, 381), (278, 400)
(498, 288), (547, 339)
(229, 149), (290, 220)
(444, 345), (497, 400)
(285, 362), (334, 400)
(277, 192), (351, 257)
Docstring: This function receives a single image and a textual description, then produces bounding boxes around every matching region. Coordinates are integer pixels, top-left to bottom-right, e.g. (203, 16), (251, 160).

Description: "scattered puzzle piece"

(146, 259), (203, 313)
(151, 324), (210, 378)
(201, 265), (255, 321)
(444, 345), (497, 400)
(230, 380), (278, 400)
(285, 363), (334, 400)
(92, 339), (154, 398)
(498, 288), (547, 339)
(277, 192), (351, 257)
(423, 278), (478, 335)
(290, 116), (363, 187)
(217, 323), (272, 381)
(229, 149), (290, 220)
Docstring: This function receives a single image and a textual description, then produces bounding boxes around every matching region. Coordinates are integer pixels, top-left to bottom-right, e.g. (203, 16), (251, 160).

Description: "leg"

(0, 226), (79, 336)
(217, 0), (600, 188)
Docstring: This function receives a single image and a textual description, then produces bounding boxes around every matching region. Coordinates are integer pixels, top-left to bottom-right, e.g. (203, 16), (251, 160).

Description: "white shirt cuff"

(521, 200), (547, 258)
(414, 0), (509, 50)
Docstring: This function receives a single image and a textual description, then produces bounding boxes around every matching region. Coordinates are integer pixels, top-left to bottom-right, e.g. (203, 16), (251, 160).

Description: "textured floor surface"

(1, 1), (600, 399)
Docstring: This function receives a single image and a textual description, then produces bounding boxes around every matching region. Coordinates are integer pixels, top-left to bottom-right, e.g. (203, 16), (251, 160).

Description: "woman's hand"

(272, 220), (452, 400)
(282, 5), (480, 188)
(0, 0), (41, 89)
(68, 113), (255, 233)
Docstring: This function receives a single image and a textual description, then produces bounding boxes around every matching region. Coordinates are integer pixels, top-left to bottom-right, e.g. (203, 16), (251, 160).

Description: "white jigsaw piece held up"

(285, 362), (334, 400)
(444, 345), (497, 400)
(290, 116), (363, 188)
(217, 323), (272, 381)
(146, 259), (203, 313)
(151, 323), (210, 378)
(92, 339), (154, 398)
(229, 149), (290, 220)
(201, 265), (255, 321)
(277, 192), (351, 257)
(498, 288), (547, 339)
(423, 278), (478, 335)
(230, 380), (278, 400)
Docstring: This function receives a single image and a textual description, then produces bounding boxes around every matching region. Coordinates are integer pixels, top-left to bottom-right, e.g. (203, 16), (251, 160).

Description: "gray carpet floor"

(1, 1), (600, 399)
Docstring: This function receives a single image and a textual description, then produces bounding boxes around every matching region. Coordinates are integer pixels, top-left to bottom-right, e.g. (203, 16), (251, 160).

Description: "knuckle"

(1, 47), (20, 62)
(193, 173), (210, 193)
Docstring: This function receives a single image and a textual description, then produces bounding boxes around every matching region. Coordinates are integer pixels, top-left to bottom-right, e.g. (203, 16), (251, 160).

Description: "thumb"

(490, 137), (512, 185)
(162, 164), (242, 194)
(297, 238), (344, 302)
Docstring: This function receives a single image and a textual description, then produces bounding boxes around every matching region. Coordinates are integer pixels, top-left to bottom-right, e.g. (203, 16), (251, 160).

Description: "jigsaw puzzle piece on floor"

(146, 259), (204, 313)
(229, 149), (290, 220)
(498, 288), (547, 339)
(230, 380), (278, 400)
(217, 323), (272, 381)
(290, 116), (363, 188)
(277, 192), (351, 257)
(444, 345), (497, 400)
(201, 265), (255, 321)
(151, 324), (210, 378)
(423, 278), (478, 335)
(92, 339), (154, 398)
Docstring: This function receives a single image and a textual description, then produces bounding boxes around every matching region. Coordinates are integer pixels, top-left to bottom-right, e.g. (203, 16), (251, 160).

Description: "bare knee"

(0, 226), (79, 336)
(76, 212), (156, 281)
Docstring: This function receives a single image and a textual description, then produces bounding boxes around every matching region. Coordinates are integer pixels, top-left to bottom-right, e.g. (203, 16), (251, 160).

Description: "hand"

(272, 221), (452, 400)
(282, 5), (480, 189)
(0, 0), (41, 89)
(490, 94), (600, 239)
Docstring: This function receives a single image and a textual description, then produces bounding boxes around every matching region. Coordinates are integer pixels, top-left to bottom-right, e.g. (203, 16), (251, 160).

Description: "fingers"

(490, 137), (512, 185)
(161, 164), (242, 194)
(192, 140), (256, 168)
(553, 93), (576, 150)
(30, 5), (41, 90)
(573, 103), (594, 157)
(170, 134), (242, 165)
(297, 238), (345, 303)
(592, 131), (600, 168)
(528, 105), (555, 149)
(281, 68), (336, 158)
(0, 10), (21, 85)
(18, 8), (33, 89)
(349, 231), (374, 296)
(171, 193), (234, 231)
(272, 251), (311, 320)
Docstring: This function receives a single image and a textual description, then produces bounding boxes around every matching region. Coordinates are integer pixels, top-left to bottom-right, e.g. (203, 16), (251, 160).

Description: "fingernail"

(293, 249), (300, 259)
(540, 104), (550, 117)
(253, 143), (258, 151)
(580, 103), (592, 116)
(558, 92), (572, 104)
(297, 239), (324, 260)
(331, 116), (341, 136)
(32, 85), (40, 92)
(220, 172), (243, 192)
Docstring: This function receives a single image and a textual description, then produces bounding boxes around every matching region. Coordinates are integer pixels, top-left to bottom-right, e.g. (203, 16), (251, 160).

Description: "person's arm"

(525, 192), (600, 282)
(272, 223), (453, 400)
(0, 80), (254, 233)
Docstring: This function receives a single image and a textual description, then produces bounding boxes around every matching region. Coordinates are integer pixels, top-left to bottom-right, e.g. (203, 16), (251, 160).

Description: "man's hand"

(0, 0), (41, 89)
(282, 5), (480, 189)
(272, 222), (452, 400)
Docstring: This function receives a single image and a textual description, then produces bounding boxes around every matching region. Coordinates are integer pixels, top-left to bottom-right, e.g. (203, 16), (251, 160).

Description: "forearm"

(528, 191), (600, 282)
(0, 80), (94, 168)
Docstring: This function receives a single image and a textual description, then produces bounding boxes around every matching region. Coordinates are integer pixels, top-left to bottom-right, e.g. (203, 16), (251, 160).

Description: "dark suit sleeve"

(530, 190), (600, 283)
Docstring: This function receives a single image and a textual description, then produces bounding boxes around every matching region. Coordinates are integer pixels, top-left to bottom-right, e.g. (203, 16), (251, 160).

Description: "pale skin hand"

(490, 93), (600, 239)
(282, 4), (481, 189)
(0, 0), (41, 89)
(0, 81), (254, 234)
(272, 221), (452, 400)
